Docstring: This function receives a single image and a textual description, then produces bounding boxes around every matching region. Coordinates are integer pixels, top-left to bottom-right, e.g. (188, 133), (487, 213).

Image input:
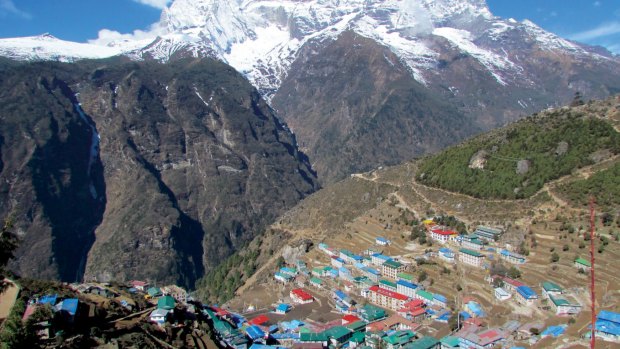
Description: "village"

(2, 218), (619, 349)
(205, 220), (620, 349)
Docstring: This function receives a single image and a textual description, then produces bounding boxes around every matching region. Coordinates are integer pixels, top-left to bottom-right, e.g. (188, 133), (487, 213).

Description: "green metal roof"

(398, 272), (414, 281)
(157, 295), (176, 310)
(379, 279), (397, 288)
(550, 296), (570, 306)
(361, 304), (386, 321)
(350, 331), (366, 343)
(324, 326), (352, 341)
(416, 290), (433, 301)
(440, 336), (460, 347)
(575, 257), (591, 267)
(459, 248), (483, 257)
(404, 336), (440, 349)
(147, 287), (162, 296)
(542, 281), (563, 292)
(346, 320), (367, 332)
(300, 332), (329, 342)
(384, 330), (415, 345)
(214, 319), (234, 336)
(383, 259), (403, 269)
(310, 277), (323, 285)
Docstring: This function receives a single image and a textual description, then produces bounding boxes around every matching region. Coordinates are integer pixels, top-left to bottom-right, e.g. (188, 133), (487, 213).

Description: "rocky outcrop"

(0, 58), (318, 287)
(272, 32), (478, 183)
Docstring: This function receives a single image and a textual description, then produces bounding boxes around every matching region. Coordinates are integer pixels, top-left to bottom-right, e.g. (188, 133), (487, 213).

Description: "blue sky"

(0, 0), (619, 53)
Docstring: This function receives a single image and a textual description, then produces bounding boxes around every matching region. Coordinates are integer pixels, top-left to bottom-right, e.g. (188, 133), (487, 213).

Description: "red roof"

(369, 285), (408, 301)
(399, 307), (426, 317)
(211, 306), (231, 317)
(502, 276), (524, 287)
(291, 288), (314, 301)
(367, 314), (421, 332)
(342, 314), (361, 324)
(22, 304), (37, 321)
(131, 280), (148, 287)
(464, 317), (484, 327)
(248, 314), (270, 326)
(431, 228), (458, 236)
(403, 299), (425, 309)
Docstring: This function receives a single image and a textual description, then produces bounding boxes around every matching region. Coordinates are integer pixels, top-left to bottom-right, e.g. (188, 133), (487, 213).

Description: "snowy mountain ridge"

(0, 0), (614, 97)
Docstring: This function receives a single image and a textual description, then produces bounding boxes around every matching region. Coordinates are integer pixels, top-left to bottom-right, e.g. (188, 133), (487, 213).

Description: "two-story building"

(499, 250), (526, 264)
(460, 235), (485, 251)
(459, 248), (484, 267)
(430, 228), (458, 244)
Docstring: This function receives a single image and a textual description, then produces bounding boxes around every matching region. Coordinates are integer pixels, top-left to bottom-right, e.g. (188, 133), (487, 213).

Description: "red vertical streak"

(589, 197), (596, 349)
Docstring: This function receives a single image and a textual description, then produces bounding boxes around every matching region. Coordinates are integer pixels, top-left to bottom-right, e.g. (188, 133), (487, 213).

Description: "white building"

(459, 248), (484, 267)
(430, 228), (458, 244)
(494, 287), (511, 301)
(382, 260), (406, 279)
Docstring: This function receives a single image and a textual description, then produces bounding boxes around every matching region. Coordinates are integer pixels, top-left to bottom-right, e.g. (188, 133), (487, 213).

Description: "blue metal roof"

(438, 247), (452, 254)
(595, 319), (620, 336)
(466, 301), (484, 317)
(516, 286), (538, 299)
(541, 325), (566, 337)
(335, 290), (347, 300)
(281, 320), (304, 331)
(500, 249), (510, 256)
(249, 344), (288, 349)
(246, 325), (266, 340)
(433, 294), (447, 303)
(459, 311), (471, 320)
(598, 310), (620, 324)
(276, 304), (290, 312)
(362, 267), (381, 275)
(271, 333), (300, 340)
(59, 298), (79, 315)
(437, 312), (451, 321)
(372, 253), (392, 261)
(376, 237), (388, 242)
(38, 294), (58, 305)
(397, 279), (418, 289)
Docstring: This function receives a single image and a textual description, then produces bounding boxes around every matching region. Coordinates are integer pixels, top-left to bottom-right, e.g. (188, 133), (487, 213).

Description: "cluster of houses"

(206, 294), (617, 349)
(21, 294), (80, 339)
(125, 280), (193, 325)
(261, 219), (620, 348)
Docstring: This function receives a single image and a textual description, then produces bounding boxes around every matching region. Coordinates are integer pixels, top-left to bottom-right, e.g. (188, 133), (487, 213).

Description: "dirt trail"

(0, 279), (19, 321)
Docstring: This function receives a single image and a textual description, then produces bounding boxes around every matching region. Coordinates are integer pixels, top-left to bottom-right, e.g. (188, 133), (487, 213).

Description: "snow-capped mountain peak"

(0, 33), (123, 62)
(0, 0), (615, 98)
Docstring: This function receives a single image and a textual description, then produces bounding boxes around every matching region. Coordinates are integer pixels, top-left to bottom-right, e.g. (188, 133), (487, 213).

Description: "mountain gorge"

(0, 58), (317, 287)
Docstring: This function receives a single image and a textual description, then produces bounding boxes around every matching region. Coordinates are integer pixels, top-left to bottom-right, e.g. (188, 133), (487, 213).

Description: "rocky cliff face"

(0, 58), (318, 287)
(1, 1), (620, 185)
(271, 31), (477, 182)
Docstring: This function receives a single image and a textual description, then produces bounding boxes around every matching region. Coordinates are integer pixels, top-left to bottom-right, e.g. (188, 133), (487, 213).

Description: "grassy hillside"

(417, 106), (620, 199)
(557, 161), (620, 208)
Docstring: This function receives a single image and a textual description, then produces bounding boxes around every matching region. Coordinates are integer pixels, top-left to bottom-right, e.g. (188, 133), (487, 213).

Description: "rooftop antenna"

(589, 197), (596, 349)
